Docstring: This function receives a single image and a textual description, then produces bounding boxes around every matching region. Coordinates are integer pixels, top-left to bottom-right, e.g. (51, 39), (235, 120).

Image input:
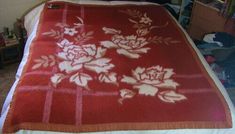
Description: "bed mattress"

(0, 0), (235, 134)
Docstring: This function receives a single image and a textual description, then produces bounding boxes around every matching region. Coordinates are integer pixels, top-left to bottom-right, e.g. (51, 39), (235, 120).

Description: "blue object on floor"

(214, 32), (235, 48)
(217, 52), (235, 88)
(195, 32), (235, 89)
(197, 43), (221, 49)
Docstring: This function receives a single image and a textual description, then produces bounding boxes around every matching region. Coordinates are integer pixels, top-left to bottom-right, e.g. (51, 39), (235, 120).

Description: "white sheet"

(1, 1), (235, 134)
(0, 19), (40, 130)
(24, 3), (45, 36)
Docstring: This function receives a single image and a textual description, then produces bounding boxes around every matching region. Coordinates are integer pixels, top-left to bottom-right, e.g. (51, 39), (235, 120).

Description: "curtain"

(222, 0), (235, 17)
(228, 0), (235, 17)
(221, 0), (235, 35)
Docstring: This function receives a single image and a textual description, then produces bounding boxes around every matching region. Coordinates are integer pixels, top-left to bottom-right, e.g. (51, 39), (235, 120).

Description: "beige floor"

(0, 63), (19, 112)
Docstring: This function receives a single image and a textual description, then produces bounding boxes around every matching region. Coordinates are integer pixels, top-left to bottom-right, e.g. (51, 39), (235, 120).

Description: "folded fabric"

(203, 32), (235, 48)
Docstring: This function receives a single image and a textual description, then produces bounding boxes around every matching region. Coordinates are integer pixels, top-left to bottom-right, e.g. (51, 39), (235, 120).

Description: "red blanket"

(3, 2), (232, 133)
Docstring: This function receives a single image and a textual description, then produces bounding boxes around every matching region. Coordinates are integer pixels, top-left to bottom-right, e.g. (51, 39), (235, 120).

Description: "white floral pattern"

(35, 16), (115, 88)
(158, 90), (187, 103)
(54, 39), (114, 87)
(33, 10), (186, 104)
(98, 72), (117, 84)
(70, 72), (92, 87)
(64, 27), (78, 36)
(101, 34), (150, 59)
(101, 9), (177, 59)
(120, 9), (156, 37)
(118, 89), (136, 104)
(51, 73), (65, 87)
(121, 66), (187, 103)
(139, 13), (152, 25)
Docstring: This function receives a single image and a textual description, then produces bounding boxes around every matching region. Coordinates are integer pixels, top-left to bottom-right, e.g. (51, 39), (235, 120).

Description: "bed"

(0, 0), (235, 133)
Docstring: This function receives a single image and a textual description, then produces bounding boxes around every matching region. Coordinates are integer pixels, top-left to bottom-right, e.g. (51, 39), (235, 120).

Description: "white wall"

(0, 0), (44, 32)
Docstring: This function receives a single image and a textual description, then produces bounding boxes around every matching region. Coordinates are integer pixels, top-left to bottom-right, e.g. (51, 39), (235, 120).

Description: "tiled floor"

(0, 63), (19, 112)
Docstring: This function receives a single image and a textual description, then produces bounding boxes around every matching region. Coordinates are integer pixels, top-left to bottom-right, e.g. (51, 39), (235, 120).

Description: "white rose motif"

(121, 66), (183, 98)
(58, 43), (96, 73)
(121, 66), (186, 103)
(34, 15), (118, 89)
(133, 66), (176, 86)
(112, 35), (147, 50)
(51, 39), (114, 87)
(101, 34), (150, 59)
(64, 27), (78, 36)
(57, 40), (114, 74)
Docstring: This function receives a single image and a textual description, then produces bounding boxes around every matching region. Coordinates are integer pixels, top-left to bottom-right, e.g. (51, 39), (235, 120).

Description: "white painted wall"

(0, 0), (44, 32)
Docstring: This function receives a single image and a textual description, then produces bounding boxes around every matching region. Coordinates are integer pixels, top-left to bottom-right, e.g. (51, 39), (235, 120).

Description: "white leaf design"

(132, 67), (145, 79)
(156, 79), (179, 89)
(133, 84), (158, 96)
(117, 49), (140, 59)
(51, 73), (65, 87)
(130, 47), (150, 54)
(84, 58), (114, 73)
(55, 23), (69, 28)
(58, 61), (82, 74)
(163, 68), (174, 79)
(49, 55), (56, 66)
(34, 59), (43, 63)
(57, 39), (73, 48)
(86, 31), (94, 36)
(69, 73), (92, 87)
(120, 89), (135, 98)
(119, 89), (136, 104)
(121, 75), (137, 84)
(98, 72), (117, 84)
(128, 18), (138, 24)
(158, 90), (187, 103)
(100, 41), (118, 48)
(42, 29), (56, 36)
(102, 27), (121, 35)
(42, 29), (63, 39)
(74, 31), (94, 44)
(42, 60), (49, 67)
(41, 56), (49, 67)
(41, 56), (48, 60)
(95, 47), (107, 58)
(136, 28), (149, 36)
(77, 16), (84, 24)
(32, 63), (43, 70)
(32, 55), (56, 70)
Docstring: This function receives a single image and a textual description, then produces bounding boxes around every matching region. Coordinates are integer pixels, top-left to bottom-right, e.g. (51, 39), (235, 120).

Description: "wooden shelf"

(187, 0), (226, 40)
(0, 42), (22, 68)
